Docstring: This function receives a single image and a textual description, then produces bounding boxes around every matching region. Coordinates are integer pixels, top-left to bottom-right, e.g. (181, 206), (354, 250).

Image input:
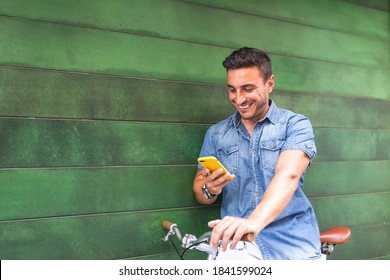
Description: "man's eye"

(244, 87), (254, 92)
(228, 88), (236, 93)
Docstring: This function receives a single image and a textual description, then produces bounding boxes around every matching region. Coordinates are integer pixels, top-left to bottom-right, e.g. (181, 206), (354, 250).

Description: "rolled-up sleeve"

(281, 114), (316, 164)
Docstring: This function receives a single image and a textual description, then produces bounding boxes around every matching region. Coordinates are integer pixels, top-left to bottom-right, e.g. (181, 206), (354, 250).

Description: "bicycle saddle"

(320, 226), (351, 244)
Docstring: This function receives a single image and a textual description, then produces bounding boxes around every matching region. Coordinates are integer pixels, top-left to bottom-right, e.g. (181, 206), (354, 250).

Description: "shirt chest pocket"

(217, 145), (239, 175)
(260, 140), (285, 173)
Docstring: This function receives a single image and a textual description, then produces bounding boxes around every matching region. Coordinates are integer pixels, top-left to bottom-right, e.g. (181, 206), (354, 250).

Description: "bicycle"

(161, 220), (351, 260)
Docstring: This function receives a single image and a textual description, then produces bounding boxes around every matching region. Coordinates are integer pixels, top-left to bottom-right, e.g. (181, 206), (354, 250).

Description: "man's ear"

(267, 75), (275, 93)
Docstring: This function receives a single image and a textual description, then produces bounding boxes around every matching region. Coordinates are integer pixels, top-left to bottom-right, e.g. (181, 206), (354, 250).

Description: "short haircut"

(222, 47), (272, 81)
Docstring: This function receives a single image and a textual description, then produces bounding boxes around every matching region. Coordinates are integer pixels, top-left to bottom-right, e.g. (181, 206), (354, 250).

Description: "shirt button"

(255, 191), (259, 197)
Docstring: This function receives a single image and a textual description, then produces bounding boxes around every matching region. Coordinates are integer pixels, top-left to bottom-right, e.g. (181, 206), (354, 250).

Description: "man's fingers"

(229, 223), (248, 250)
(208, 219), (221, 228)
(209, 217), (231, 248)
(209, 217), (256, 251)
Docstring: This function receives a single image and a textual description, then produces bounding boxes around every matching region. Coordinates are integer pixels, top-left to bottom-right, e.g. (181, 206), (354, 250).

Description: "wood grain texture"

(0, 118), (388, 168)
(311, 193), (390, 230)
(0, 119), (207, 168)
(0, 166), (200, 220)
(0, 207), (220, 259)
(304, 161), (390, 197)
(183, 0), (389, 40)
(1, 67), (389, 128)
(327, 225), (390, 260)
(0, 0), (387, 67)
(1, 16), (389, 99)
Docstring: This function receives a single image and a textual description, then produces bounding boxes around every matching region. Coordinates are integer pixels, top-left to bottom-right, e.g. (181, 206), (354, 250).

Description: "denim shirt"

(198, 100), (321, 260)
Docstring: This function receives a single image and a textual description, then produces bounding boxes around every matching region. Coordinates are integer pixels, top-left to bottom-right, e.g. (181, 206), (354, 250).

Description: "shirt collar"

(232, 99), (278, 128)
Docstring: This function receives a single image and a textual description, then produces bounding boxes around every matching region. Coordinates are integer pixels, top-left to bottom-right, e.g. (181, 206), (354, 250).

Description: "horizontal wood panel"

(1, 67), (389, 129)
(277, 93), (390, 130)
(314, 128), (390, 162)
(344, 0), (389, 11)
(311, 193), (390, 230)
(0, 0), (387, 68)
(304, 161), (390, 197)
(1, 17), (389, 100)
(184, 0), (389, 40)
(0, 119), (208, 168)
(1, 0), (387, 41)
(327, 225), (390, 260)
(0, 67), (234, 124)
(0, 161), (388, 220)
(0, 207), (220, 259)
(373, 255), (390, 260)
(0, 166), (202, 220)
(0, 119), (389, 168)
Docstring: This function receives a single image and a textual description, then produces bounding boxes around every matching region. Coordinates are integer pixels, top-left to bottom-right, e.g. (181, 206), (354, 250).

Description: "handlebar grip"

(241, 232), (255, 242)
(162, 221), (174, 230)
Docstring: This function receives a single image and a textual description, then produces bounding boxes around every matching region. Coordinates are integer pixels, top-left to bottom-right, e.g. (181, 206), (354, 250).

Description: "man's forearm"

(248, 150), (310, 232)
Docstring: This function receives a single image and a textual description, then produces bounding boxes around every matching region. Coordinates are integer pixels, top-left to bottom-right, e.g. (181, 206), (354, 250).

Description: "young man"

(193, 47), (321, 260)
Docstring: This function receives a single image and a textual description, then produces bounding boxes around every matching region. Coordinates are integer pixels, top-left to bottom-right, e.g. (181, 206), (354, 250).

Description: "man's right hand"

(202, 168), (234, 196)
(193, 168), (234, 204)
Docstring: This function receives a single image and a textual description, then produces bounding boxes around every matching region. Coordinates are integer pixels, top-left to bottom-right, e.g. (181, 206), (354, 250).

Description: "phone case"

(197, 156), (234, 180)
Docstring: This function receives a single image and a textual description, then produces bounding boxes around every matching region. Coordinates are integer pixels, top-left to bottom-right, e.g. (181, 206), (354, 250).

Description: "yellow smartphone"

(197, 156), (234, 180)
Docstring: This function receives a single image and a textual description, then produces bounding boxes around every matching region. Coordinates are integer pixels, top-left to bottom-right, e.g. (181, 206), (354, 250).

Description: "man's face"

(227, 66), (274, 124)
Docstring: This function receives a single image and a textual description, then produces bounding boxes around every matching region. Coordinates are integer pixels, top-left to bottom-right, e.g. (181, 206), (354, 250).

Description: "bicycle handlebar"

(162, 220), (255, 242)
(163, 220), (175, 230)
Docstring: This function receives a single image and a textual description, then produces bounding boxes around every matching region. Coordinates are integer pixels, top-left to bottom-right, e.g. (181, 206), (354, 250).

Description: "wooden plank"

(327, 225), (390, 260)
(1, 67), (389, 129)
(0, 118), (388, 168)
(0, 207), (220, 259)
(343, 0), (389, 11)
(0, 119), (208, 168)
(275, 92), (390, 130)
(0, 67), (234, 124)
(0, 166), (202, 220)
(0, 0), (387, 68)
(314, 128), (390, 162)
(0, 0), (387, 41)
(372, 255), (390, 260)
(0, 161), (388, 220)
(311, 193), (390, 230)
(0, 17), (389, 99)
(183, 0), (389, 40)
(304, 161), (390, 197)
(0, 118), (389, 168)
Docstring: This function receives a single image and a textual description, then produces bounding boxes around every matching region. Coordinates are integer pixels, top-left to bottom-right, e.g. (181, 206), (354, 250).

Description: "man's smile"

(237, 101), (254, 111)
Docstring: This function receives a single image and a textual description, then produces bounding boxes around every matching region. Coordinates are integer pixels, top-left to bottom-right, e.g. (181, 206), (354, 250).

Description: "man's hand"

(208, 216), (260, 252)
(203, 168), (234, 195)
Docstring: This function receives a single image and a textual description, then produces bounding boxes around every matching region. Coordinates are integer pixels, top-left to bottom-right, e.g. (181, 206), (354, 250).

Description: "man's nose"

(235, 90), (246, 104)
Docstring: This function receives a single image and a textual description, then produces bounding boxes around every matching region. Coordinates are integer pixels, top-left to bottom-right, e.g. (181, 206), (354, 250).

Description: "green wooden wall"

(0, 0), (389, 260)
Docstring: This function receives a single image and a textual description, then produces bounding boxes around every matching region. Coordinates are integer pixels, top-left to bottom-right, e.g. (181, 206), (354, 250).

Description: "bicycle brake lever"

(161, 222), (183, 242)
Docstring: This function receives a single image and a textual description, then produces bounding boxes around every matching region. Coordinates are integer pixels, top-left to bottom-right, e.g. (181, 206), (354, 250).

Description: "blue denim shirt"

(198, 100), (321, 260)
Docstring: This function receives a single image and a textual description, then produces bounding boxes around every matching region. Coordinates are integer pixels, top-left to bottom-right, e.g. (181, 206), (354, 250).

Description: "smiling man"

(193, 47), (321, 260)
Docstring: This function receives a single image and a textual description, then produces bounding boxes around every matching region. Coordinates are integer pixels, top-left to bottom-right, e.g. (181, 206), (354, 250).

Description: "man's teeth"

(239, 104), (250, 109)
